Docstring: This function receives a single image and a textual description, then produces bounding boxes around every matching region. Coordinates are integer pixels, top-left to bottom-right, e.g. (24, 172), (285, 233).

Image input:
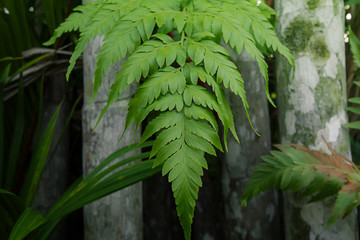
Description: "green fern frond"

(143, 110), (214, 240)
(46, 0), (145, 82)
(190, 0), (276, 103)
(257, 0), (277, 21)
(47, 0), (294, 238)
(183, 105), (219, 132)
(43, 1), (104, 45)
(241, 142), (360, 228)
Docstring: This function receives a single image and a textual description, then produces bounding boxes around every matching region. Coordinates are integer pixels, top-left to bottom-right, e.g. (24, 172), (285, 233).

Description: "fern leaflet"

(241, 141), (360, 228)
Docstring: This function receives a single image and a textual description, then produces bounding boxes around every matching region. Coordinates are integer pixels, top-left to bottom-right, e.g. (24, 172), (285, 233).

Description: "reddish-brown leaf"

(340, 181), (360, 194)
(290, 137), (358, 174)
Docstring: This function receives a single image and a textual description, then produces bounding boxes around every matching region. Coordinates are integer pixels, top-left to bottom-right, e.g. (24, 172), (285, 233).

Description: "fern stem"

(181, 31), (185, 46)
(181, 8), (187, 46)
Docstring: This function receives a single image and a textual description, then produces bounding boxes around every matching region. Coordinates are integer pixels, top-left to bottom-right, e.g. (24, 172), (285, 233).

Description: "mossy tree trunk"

(275, 0), (358, 239)
(222, 50), (281, 239)
(81, 1), (142, 239)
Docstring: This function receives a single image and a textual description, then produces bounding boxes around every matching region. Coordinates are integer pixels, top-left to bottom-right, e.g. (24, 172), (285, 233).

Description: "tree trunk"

(222, 50), (281, 240)
(143, 174), (179, 240)
(192, 154), (225, 240)
(81, 3), (142, 238)
(275, 0), (358, 239)
(33, 72), (70, 240)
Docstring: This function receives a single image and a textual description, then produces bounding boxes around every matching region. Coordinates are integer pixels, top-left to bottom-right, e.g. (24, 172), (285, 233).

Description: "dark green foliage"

(241, 142), (360, 228)
(0, 69), (159, 239)
(347, 0), (360, 5)
(8, 208), (47, 240)
(0, 65), (11, 187)
(47, 0), (294, 238)
(0, 189), (25, 239)
(349, 28), (360, 69)
(1, 1), (163, 239)
(20, 100), (63, 206)
(345, 30), (360, 129)
(1, 141), (160, 240)
(0, 0), (81, 68)
(5, 76), (24, 190)
(345, 82), (360, 130)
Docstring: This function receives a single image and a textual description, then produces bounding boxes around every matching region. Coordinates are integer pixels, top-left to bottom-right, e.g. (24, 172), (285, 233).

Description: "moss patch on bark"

(309, 34), (330, 66)
(284, 16), (314, 55)
(306, 0), (321, 10)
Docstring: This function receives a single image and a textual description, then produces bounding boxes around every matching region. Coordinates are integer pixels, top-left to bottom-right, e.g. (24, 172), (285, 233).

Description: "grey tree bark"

(275, 0), (358, 239)
(222, 50), (281, 240)
(82, 0), (142, 238)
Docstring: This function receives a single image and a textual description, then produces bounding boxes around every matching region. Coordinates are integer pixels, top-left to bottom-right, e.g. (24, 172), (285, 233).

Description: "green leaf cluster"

(241, 143), (360, 228)
(349, 28), (360, 69)
(0, 67), (161, 239)
(344, 29), (360, 130)
(345, 81), (360, 129)
(1, 142), (160, 240)
(46, 0), (294, 238)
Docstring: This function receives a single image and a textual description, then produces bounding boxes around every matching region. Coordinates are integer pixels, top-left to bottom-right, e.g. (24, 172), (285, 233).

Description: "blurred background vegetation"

(345, 3), (360, 163)
(0, 1), (163, 239)
(0, 0), (83, 238)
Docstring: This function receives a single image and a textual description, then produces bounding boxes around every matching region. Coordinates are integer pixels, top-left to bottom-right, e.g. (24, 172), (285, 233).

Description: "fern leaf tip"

(43, 41), (54, 47)
(65, 69), (72, 82)
(267, 95), (276, 108)
(92, 115), (103, 134)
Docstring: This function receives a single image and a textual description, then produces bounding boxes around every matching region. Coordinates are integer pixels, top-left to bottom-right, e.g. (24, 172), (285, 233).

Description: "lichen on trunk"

(275, 0), (358, 239)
